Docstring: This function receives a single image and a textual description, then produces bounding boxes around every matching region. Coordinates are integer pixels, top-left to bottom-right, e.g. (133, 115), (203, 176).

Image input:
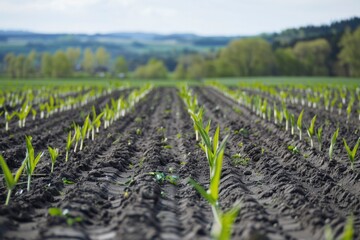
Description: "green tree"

(134, 58), (168, 79)
(338, 27), (360, 77)
(218, 38), (275, 76)
(15, 55), (26, 78)
(293, 38), (331, 75)
(95, 47), (110, 69)
(52, 51), (72, 78)
(82, 48), (95, 75)
(66, 47), (81, 70)
(23, 50), (37, 77)
(275, 48), (303, 75)
(3, 53), (16, 78)
(113, 56), (128, 77)
(41, 52), (52, 77)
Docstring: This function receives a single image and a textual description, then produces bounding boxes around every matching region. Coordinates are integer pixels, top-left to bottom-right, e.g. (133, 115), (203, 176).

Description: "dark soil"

(0, 87), (358, 240)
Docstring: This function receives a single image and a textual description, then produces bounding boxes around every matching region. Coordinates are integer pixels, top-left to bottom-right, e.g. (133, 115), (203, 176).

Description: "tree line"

(2, 26), (360, 79)
(173, 26), (360, 79)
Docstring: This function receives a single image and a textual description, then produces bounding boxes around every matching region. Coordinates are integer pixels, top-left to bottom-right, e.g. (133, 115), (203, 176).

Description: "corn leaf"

(189, 178), (216, 205)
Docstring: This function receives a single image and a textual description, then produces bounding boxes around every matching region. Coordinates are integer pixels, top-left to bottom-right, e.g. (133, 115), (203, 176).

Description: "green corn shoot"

(283, 107), (290, 132)
(31, 108), (37, 120)
(73, 124), (81, 153)
(188, 120), (240, 239)
(25, 136), (44, 191)
(91, 107), (104, 140)
(5, 111), (17, 131)
(343, 138), (360, 170)
(0, 155), (25, 205)
(48, 146), (59, 173)
(65, 131), (74, 162)
(80, 115), (90, 151)
(307, 115), (317, 148)
(342, 215), (354, 240)
(316, 126), (323, 151)
(297, 109), (304, 140)
(329, 128), (339, 160)
(290, 113), (295, 135)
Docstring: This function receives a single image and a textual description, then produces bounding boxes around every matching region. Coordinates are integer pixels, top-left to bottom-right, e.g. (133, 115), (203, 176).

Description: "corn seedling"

(25, 136), (44, 191)
(307, 115), (317, 148)
(48, 208), (83, 226)
(0, 155), (26, 205)
(48, 146), (59, 173)
(290, 113), (295, 135)
(91, 106), (104, 139)
(297, 109), (304, 140)
(65, 131), (74, 162)
(5, 111), (16, 131)
(31, 108), (37, 120)
(343, 138), (360, 170)
(73, 124), (81, 153)
(17, 101), (31, 128)
(188, 120), (240, 239)
(329, 128), (339, 160)
(283, 107), (290, 132)
(79, 115), (90, 151)
(316, 126), (323, 151)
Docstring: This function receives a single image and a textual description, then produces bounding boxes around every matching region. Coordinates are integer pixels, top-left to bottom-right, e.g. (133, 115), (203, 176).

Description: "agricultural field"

(0, 79), (360, 240)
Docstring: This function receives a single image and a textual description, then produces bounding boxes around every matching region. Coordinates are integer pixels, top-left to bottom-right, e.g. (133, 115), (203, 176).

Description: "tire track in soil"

(112, 87), (212, 240)
(0, 88), (154, 240)
(195, 87), (360, 240)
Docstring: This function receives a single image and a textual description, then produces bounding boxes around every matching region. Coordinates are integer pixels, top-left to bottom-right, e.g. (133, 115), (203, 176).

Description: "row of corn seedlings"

(1, 84), (128, 131)
(208, 82), (360, 171)
(236, 83), (360, 121)
(0, 84), (152, 206)
(179, 85), (240, 240)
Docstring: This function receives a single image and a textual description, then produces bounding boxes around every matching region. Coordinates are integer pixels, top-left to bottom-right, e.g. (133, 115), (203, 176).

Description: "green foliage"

(0, 155), (25, 205)
(338, 27), (360, 77)
(133, 58), (168, 79)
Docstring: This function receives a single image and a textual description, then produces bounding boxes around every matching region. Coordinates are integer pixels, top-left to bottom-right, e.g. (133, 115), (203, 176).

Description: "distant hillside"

(261, 16), (360, 46)
(0, 17), (359, 71)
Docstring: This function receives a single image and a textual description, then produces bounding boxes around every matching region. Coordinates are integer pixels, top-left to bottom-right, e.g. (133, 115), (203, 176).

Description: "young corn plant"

(283, 107), (290, 132)
(307, 115), (317, 148)
(73, 124), (81, 153)
(5, 111), (17, 131)
(91, 107), (104, 140)
(343, 138), (360, 171)
(79, 115), (90, 151)
(297, 110), (304, 141)
(316, 126), (323, 151)
(189, 116), (240, 239)
(65, 131), (74, 162)
(0, 155), (26, 205)
(329, 128), (340, 161)
(25, 136), (44, 191)
(290, 113), (295, 135)
(48, 146), (59, 173)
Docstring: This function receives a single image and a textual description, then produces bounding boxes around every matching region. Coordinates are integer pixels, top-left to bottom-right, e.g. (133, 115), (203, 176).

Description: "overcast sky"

(0, 0), (359, 36)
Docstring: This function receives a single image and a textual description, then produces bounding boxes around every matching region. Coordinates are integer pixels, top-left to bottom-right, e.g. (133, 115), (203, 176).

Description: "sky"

(0, 0), (359, 36)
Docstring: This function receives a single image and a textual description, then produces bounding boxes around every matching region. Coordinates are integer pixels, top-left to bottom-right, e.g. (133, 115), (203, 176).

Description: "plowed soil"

(0, 87), (358, 240)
